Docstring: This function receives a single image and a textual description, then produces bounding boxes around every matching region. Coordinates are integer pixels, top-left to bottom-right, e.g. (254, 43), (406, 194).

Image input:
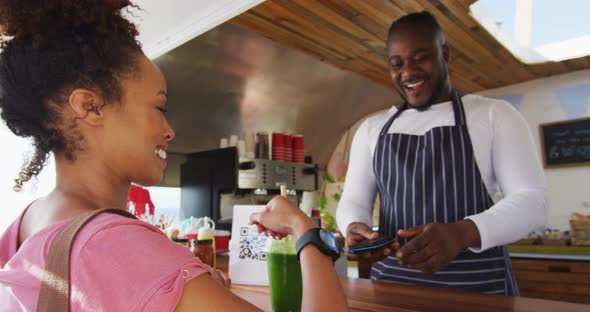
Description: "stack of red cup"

(284, 134), (293, 162)
(272, 132), (286, 161)
(293, 134), (304, 163)
(272, 132), (305, 162)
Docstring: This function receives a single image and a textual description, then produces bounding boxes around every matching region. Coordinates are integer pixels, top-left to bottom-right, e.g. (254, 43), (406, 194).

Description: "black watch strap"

(296, 228), (339, 262)
(296, 228), (316, 261)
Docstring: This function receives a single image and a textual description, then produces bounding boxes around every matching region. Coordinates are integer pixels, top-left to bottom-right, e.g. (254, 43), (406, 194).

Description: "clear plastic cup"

(265, 236), (302, 312)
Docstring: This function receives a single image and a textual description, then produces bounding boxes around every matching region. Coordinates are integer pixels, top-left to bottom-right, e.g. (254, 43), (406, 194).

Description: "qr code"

(239, 226), (267, 261)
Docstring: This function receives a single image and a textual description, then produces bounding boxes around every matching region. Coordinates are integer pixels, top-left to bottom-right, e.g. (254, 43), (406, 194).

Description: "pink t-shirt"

(0, 211), (212, 311)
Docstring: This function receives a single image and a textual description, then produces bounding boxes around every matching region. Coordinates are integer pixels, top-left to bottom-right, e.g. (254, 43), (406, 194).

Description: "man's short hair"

(387, 11), (445, 46)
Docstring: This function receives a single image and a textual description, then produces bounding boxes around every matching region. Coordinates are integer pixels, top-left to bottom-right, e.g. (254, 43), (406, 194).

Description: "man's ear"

(68, 88), (105, 126)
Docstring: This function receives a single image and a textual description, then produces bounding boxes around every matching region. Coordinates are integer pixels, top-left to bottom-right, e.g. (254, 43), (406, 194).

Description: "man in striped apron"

(370, 89), (518, 295)
(338, 11), (547, 296)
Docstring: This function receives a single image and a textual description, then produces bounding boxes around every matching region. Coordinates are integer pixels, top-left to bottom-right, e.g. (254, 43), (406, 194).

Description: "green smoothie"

(266, 237), (302, 312)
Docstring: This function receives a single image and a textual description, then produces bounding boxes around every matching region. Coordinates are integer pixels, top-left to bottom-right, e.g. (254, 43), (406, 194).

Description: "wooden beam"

(231, 11), (350, 62)
(527, 61), (569, 78)
(443, 0), (479, 29)
(231, 12), (393, 90)
(345, 0), (405, 29)
(563, 56), (590, 72)
(450, 57), (498, 90)
(388, 0), (422, 15)
(448, 67), (486, 93)
(268, 1), (394, 74)
(454, 0), (477, 10)
(288, 0), (387, 50)
(257, 1), (387, 63)
(447, 45), (508, 87)
(249, 3), (359, 57)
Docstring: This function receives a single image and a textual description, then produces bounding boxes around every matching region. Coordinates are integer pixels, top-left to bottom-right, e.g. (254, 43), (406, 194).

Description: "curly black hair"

(0, 0), (143, 191)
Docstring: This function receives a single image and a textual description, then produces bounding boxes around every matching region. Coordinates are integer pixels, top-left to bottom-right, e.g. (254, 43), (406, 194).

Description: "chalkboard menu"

(540, 117), (590, 168)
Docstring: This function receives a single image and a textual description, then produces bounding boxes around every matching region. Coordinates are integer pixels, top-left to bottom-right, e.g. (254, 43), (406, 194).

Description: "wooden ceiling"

(230, 0), (590, 94)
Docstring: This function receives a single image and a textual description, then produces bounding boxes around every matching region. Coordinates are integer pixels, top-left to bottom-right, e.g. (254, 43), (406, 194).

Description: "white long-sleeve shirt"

(336, 94), (548, 252)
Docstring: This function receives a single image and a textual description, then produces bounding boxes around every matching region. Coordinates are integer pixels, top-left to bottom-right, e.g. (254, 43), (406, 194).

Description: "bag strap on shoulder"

(36, 208), (136, 312)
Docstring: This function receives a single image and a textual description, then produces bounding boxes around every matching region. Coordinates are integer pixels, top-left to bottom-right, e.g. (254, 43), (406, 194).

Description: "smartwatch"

(295, 228), (340, 262)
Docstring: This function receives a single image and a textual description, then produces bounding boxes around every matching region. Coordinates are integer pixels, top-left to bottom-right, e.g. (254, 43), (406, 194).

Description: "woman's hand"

(249, 196), (317, 239)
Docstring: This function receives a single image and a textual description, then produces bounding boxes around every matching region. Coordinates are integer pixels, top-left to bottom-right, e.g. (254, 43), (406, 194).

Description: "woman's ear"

(68, 88), (105, 126)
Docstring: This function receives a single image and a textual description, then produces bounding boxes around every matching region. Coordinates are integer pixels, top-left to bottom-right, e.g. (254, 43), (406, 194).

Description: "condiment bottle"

(198, 217), (216, 267)
(193, 239), (214, 267)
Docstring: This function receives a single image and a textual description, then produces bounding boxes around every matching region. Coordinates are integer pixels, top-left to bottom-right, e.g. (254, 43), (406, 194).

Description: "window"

(471, 0), (590, 63)
(143, 186), (182, 221)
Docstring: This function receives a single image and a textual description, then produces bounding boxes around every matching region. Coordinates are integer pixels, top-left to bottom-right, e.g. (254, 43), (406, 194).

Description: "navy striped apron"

(371, 90), (518, 296)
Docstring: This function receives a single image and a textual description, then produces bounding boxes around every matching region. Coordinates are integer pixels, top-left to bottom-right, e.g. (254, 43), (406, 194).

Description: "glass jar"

(192, 239), (214, 267)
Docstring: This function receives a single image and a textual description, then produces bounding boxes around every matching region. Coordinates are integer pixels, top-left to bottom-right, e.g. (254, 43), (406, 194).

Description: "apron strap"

(451, 89), (467, 126)
(36, 208), (136, 312)
(379, 103), (407, 137)
(379, 89), (466, 137)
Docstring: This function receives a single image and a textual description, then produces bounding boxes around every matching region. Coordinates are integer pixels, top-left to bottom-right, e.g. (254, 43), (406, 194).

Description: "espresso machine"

(180, 147), (318, 231)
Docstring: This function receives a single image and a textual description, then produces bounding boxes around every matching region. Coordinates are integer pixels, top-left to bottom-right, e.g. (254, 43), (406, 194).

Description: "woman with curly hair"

(0, 1), (347, 311)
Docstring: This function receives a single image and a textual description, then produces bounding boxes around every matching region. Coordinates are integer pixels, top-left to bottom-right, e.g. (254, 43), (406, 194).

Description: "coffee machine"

(180, 147), (318, 231)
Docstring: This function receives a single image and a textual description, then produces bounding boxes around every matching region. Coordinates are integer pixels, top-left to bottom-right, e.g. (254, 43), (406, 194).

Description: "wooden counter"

(230, 276), (588, 311)
(511, 258), (590, 304)
(509, 245), (590, 260)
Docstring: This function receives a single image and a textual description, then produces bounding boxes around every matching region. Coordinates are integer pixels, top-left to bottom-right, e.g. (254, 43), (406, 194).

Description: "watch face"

(319, 229), (338, 251)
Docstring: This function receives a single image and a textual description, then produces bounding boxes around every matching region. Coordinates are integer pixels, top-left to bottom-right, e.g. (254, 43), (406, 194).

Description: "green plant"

(319, 173), (341, 233)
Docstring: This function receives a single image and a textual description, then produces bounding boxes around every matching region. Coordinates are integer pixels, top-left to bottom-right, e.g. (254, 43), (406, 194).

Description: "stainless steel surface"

(180, 147), (316, 229)
(154, 22), (400, 167)
(237, 159), (316, 191)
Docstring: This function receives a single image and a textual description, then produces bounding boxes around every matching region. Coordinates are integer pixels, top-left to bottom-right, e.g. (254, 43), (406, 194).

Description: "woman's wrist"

(292, 217), (318, 238)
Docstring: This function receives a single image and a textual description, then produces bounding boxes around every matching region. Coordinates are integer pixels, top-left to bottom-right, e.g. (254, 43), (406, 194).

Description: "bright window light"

(143, 186), (182, 221)
(0, 122), (56, 233)
(471, 0), (590, 63)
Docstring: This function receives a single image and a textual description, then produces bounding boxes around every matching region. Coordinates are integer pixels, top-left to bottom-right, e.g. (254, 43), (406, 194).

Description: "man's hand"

(395, 220), (481, 273)
(346, 222), (398, 262)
